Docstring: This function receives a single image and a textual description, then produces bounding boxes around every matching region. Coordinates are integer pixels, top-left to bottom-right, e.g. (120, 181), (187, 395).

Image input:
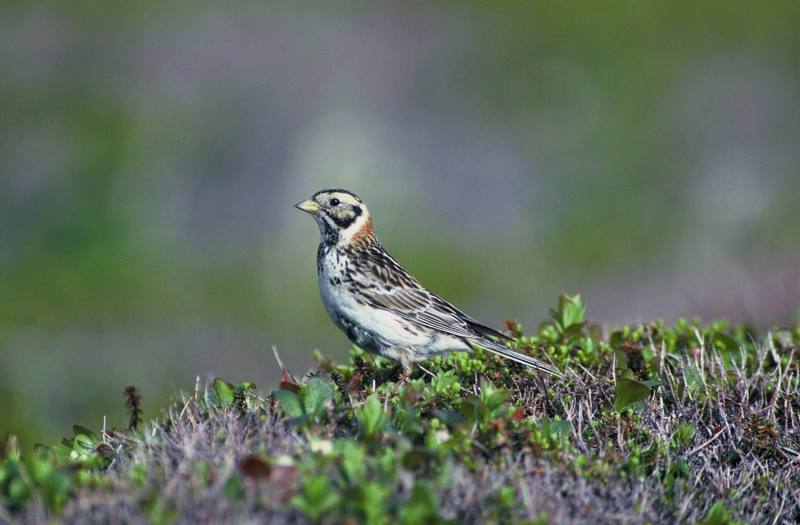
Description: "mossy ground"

(2, 296), (799, 524)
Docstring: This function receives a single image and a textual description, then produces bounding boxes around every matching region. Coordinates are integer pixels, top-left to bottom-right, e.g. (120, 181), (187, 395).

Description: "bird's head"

(295, 189), (374, 245)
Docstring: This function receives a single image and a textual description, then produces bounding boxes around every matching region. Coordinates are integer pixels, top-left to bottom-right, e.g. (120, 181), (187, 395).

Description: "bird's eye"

(330, 198), (340, 206)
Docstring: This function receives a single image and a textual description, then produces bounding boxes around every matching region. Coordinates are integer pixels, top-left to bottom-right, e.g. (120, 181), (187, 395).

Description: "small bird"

(295, 189), (561, 377)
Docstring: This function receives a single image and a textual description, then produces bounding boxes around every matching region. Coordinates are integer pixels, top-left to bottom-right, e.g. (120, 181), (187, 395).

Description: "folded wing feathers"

(354, 266), (561, 377)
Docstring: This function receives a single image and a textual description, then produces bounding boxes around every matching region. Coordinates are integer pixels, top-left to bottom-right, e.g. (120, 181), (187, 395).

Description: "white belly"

(318, 272), (431, 347)
(318, 250), (468, 352)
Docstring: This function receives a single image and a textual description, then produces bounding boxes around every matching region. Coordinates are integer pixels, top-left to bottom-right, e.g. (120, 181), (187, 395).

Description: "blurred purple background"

(1, 1), (799, 445)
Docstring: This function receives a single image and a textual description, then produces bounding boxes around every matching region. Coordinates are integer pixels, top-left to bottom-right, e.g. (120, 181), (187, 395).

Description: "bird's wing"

(369, 287), (481, 340)
(350, 243), (507, 342)
(348, 242), (562, 377)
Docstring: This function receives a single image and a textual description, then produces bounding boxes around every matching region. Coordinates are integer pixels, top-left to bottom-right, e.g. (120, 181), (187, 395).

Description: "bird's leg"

(383, 362), (403, 384)
(378, 348), (414, 384)
(390, 353), (415, 386)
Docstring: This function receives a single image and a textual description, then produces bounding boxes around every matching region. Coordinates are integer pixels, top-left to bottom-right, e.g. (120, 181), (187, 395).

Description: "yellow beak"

(294, 199), (321, 214)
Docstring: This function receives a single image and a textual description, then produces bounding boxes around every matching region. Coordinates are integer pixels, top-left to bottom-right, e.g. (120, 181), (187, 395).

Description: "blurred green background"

(2, 1), (800, 447)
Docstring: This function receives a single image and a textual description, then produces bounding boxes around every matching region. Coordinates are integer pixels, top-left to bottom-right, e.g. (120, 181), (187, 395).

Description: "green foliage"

(3, 294), (798, 522)
(272, 390), (304, 418)
(614, 377), (650, 411)
(0, 425), (115, 513)
(399, 482), (449, 525)
(672, 424), (696, 449)
(357, 394), (387, 439)
(212, 378), (235, 406)
(291, 475), (340, 522)
(304, 377), (334, 416)
(698, 501), (745, 525)
(271, 376), (335, 422)
(549, 293), (587, 342)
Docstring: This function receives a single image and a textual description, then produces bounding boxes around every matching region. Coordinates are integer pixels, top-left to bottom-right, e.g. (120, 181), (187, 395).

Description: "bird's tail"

(470, 338), (563, 378)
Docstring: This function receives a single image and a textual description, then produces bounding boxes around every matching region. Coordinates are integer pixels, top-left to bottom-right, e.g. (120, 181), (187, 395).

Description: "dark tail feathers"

(469, 338), (562, 378)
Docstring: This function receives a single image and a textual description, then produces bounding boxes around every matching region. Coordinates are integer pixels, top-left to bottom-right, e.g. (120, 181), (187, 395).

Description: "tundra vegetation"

(1, 295), (798, 524)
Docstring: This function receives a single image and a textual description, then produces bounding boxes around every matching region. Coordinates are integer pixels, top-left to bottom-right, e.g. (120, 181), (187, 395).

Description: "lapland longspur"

(295, 189), (561, 377)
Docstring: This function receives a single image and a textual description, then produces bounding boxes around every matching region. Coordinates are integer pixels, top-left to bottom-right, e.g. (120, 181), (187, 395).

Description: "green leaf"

(235, 382), (256, 399)
(433, 409), (466, 428)
(41, 469), (71, 511)
(549, 293), (586, 332)
(338, 440), (366, 482)
(711, 332), (738, 352)
(614, 377), (650, 411)
(543, 418), (572, 442)
(146, 497), (178, 525)
(431, 370), (460, 397)
(72, 425), (96, 440)
(361, 481), (390, 525)
(238, 381), (256, 391)
(213, 378), (235, 406)
(73, 433), (96, 451)
(223, 475), (245, 501)
(401, 447), (439, 469)
(614, 349), (629, 370)
(459, 397), (483, 423)
(27, 452), (53, 481)
(609, 331), (626, 351)
(303, 377), (333, 416)
(561, 322), (586, 341)
(272, 390), (304, 418)
(399, 482), (439, 525)
(670, 457), (691, 479)
(292, 475), (341, 521)
(480, 383), (509, 411)
(8, 476), (30, 507)
(357, 394), (387, 439)
(698, 501), (742, 525)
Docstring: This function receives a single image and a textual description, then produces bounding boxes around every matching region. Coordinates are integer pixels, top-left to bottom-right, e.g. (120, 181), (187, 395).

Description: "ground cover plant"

(2, 295), (799, 524)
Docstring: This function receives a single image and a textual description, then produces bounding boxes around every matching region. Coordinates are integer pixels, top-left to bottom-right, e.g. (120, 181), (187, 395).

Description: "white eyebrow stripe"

(329, 192), (361, 205)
